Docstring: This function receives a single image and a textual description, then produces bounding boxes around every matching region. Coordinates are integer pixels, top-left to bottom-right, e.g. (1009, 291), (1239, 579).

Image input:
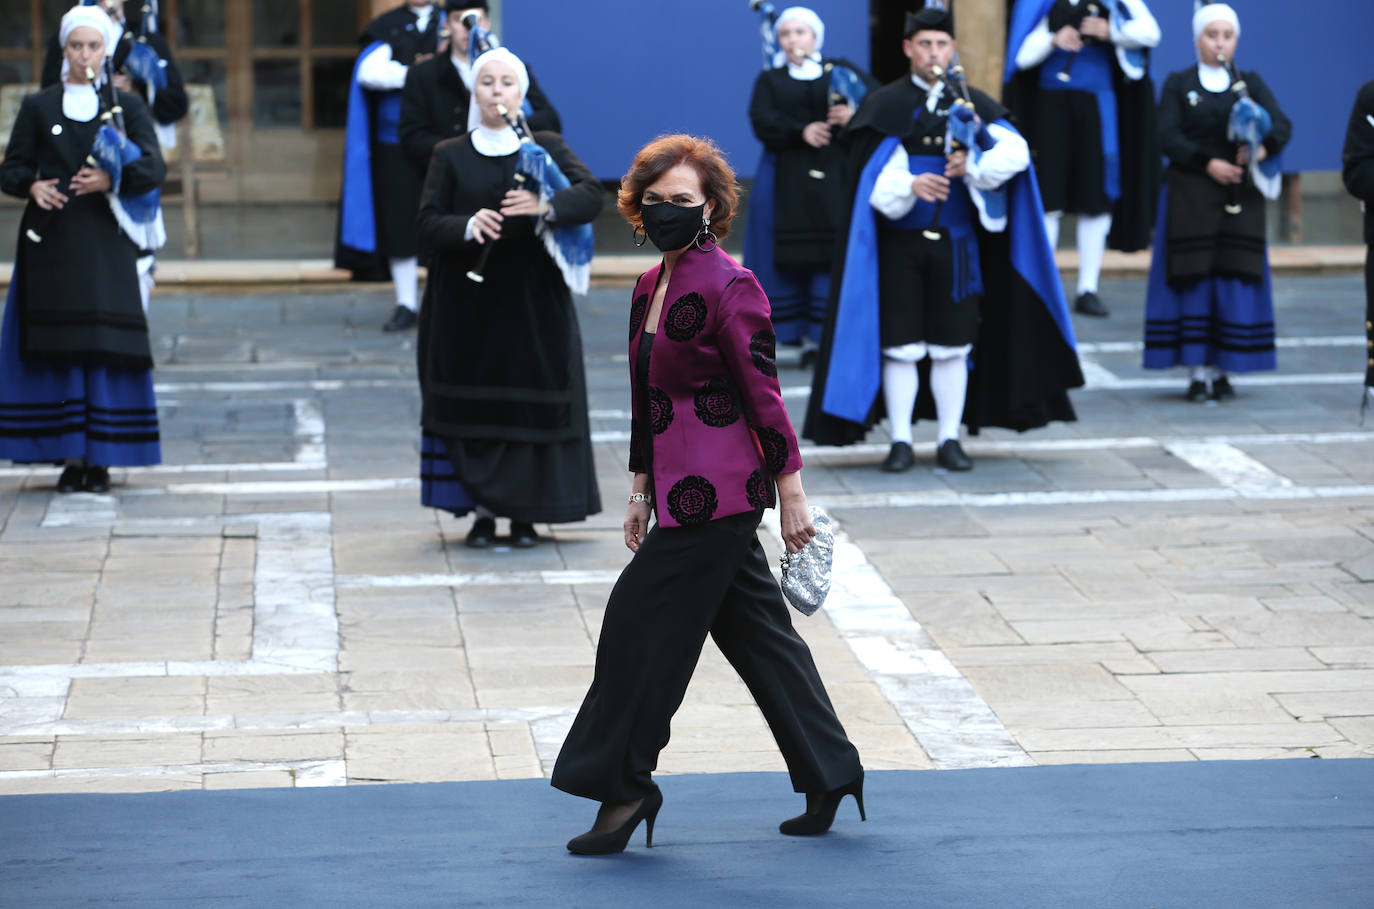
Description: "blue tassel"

(828, 64), (869, 108)
(91, 125), (126, 191)
(124, 40), (168, 92)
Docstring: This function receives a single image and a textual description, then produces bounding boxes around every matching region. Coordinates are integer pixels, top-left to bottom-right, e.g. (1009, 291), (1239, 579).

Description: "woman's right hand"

(624, 501), (651, 552)
(471, 207), (503, 243)
(29, 178), (67, 211)
(1206, 158), (1245, 185)
(802, 121), (831, 148)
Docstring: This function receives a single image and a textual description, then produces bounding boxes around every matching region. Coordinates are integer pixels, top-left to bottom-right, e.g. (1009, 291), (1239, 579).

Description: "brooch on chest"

(1186, 90), (1200, 107)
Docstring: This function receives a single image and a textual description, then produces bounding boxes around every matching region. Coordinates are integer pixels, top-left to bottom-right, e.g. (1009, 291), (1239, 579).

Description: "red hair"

(618, 134), (740, 239)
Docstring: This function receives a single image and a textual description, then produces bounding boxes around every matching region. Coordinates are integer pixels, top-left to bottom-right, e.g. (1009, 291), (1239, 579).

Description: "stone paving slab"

(0, 273), (1372, 793)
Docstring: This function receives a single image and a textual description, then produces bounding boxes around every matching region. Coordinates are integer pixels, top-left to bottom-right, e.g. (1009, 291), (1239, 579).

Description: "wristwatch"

(628, 492), (651, 504)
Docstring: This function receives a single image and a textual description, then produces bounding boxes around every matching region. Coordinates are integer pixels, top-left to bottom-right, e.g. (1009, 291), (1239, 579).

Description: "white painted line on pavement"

(807, 484), (1374, 510)
(1077, 335), (1366, 354)
(293, 398), (326, 465)
(1163, 441), (1293, 490)
(337, 570), (623, 589)
(759, 511), (1031, 769)
(0, 759), (347, 786)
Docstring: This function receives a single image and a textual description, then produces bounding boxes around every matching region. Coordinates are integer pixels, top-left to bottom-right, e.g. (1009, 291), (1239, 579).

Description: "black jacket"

(399, 53), (562, 173)
(42, 26), (188, 126)
(1343, 79), (1374, 246)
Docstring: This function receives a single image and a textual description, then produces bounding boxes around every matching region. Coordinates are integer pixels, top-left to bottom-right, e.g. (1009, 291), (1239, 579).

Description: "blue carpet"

(2, 761), (1372, 908)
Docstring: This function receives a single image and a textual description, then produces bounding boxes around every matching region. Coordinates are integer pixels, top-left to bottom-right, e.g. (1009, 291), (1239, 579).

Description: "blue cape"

(820, 120), (1075, 425)
(339, 41), (384, 256)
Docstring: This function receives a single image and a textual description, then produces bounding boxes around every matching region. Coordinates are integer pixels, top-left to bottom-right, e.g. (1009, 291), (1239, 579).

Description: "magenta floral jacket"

(627, 245), (804, 528)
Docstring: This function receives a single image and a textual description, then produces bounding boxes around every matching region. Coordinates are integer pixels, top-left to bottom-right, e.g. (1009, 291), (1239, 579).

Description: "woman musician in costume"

(743, 5), (877, 364)
(0, 5), (165, 494)
(1142, 3), (1290, 402)
(416, 47), (601, 549)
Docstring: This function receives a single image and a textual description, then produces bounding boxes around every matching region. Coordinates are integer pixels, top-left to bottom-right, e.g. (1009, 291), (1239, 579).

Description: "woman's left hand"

(776, 471), (816, 554)
(68, 167), (111, 196)
(500, 188), (546, 218)
(827, 104), (853, 128)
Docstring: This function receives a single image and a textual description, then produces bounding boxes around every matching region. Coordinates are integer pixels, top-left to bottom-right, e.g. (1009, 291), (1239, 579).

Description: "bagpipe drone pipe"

(465, 105), (593, 294)
(1218, 53), (1282, 207)
(921, 61), (996, 239)
(26, 58), (163, 250)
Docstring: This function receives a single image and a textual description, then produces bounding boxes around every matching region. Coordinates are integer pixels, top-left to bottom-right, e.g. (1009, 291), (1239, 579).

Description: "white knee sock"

(882, 359), (919, 445)
(929, 356), (969, 443)
(1043, 211), (1063, 251)
(1075, 213), (1113, 295)
(391, 256), (419, 312)
(136, 255), (155, 314)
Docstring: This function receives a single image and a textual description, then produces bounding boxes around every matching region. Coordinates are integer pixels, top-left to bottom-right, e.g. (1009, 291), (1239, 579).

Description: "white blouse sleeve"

(870, 143), (917, 220)
(1111, 0), (1161, 50)
(1014, 17), (1055, 71)
(357, 43), (408, 91)
(964, 122), (1030, 192)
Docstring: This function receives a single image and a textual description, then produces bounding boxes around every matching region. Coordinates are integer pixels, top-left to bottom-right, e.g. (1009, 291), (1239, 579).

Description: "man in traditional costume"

(336, 0), (441, 332)
(1341, 77), (1374, 413)
(804, 5), (1082, 472)
(1004, 0), (1160, 317)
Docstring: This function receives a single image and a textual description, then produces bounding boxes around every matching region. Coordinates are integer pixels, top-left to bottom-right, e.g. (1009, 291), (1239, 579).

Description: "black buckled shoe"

(56, 464), (84, 493)
(1210, 376), (1235, 401)
(880, 442), (915, 473)
(382, 305), (418, 332)
(83, 466), (110, 494)
(1185, 380), (1209, 403)
(509, 521), (540, 548)
(465, 516), (497, 548)
(1074, 291), (1109, 317)
(936, 439), (973, 471)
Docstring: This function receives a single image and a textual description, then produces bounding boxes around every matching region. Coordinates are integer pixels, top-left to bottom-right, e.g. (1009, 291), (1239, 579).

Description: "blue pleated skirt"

(0, 278), (161, 466)
(1142, 188), (1277, 373)
(742, 150), (830, 346)
(420, 432), (475, 515)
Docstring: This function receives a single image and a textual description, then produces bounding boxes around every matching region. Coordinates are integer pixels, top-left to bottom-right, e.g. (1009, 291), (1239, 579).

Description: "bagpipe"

(121, 2), (169, 99)
(1218, 53), (1281, 208)
(465, 104), (593, 294)
(1053, 0), (1149, 84)
(461, 13), (535, 121)
(26, 58), (162, 250)
(922, 61), (995, 239)
(1054, 1), (1105, 83)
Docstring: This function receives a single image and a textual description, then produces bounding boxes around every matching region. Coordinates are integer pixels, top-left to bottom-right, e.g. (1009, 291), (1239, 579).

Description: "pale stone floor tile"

(205, 674), (339, 696)
(1120, 669), (1374, 695)
(1327, 715), (1374, 744)
(656, 750), (788, 776)
(1132, 691), (1294, 726)
(1147, 648), (1325, 673)
(1187, 747), (1326, 761)
(992, 699), (1162, 730)
(202, 730), (345, 763)
(347, 758), (495, 783)
(1029, 749), (1196, 765)
(0, 742), (54, 771)
(964, 663), (1136, 705)
(0, 774), (203, 795)
(203, 770), (297, 790)
(337, 649), (469, 672)
(63, 696), (207, 720)
(53, 732), (204, 769)
(342, 689), (475, 712)
(69, 676), (207, 698)
(473, 686), (588, 708)
(1274, 690), (1374, 719)
(204, 692), (342, 715)
(1309, 645), (1374, 668)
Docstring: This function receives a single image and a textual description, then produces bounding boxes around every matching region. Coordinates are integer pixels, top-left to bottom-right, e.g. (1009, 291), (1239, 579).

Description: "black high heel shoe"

(779, 771), (866, 836)
(566, 789), (663, 855)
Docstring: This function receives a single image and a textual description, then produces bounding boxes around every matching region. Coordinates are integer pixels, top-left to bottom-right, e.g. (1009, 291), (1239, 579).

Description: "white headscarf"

(59, 4), (121, 83)
(1193, 3), (1240, 42)
(776, 6), (825, 56)
(465, 47), (530, 134)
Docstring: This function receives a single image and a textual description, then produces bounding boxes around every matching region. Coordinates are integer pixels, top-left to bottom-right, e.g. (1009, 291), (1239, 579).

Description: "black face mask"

(639, 201), (705, 252)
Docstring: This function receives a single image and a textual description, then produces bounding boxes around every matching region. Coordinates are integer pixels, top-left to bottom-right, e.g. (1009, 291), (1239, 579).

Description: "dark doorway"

(869, 0), (920, 84)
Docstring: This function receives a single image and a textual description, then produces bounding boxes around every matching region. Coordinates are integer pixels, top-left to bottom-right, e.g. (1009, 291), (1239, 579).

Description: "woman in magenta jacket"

(551, 134), (863, 855)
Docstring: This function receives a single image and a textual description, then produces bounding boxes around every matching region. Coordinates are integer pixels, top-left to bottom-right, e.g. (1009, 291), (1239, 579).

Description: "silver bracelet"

(628, 492), (651, 504)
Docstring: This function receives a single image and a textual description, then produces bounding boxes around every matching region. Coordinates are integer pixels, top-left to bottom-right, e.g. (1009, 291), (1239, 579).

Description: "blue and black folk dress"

(1143, 66), (1291, 374)
(0, 84), (165, 469)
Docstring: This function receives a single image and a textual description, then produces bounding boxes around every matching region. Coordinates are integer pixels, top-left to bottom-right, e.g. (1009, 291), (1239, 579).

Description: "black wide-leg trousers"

(551, 510), (861, 803)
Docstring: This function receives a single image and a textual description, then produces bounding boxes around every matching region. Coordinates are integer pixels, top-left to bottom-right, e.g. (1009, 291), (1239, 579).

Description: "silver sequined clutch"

(779, 506), (834, 616)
